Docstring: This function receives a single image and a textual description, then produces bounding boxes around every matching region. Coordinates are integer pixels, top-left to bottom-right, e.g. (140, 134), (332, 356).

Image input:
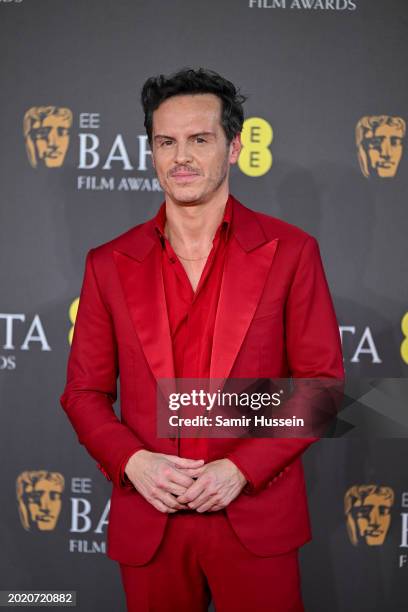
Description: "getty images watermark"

(157, 378), (344, 439)
(166, 387), (304, 429)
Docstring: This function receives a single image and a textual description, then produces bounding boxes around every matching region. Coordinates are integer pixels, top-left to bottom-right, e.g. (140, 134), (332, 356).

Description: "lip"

(171, 173), (200, 182)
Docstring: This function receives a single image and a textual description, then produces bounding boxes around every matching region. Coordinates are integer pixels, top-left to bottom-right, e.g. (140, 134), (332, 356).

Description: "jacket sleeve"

(59, 248), (144, 489)
(226, 236), (345, 494)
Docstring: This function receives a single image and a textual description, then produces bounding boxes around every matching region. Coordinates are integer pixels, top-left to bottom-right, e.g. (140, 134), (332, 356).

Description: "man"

(60, 68), (344, 611)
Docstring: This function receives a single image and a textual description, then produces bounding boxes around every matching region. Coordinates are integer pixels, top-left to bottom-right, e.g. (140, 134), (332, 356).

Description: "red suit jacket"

(60, 195), (344, 565)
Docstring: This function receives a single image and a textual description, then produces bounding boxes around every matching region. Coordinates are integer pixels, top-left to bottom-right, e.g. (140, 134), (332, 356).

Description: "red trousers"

(119, 509), (304, 612)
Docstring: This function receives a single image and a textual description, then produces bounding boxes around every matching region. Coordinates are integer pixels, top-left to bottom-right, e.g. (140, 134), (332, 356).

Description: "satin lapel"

(210, 236), (278, 382)
(113, 244), (175, 383)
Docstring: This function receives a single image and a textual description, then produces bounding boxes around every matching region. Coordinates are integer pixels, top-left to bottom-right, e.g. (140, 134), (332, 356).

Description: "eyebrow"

(154, 131), (216, 141)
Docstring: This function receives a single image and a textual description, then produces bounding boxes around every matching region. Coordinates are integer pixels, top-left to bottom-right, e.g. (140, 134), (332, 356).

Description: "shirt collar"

(154, 194), (233, 248)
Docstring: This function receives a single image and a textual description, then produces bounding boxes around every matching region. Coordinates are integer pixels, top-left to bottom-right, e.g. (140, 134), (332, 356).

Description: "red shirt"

(154, 196), (233, 461)
(120, 195), (233, 480)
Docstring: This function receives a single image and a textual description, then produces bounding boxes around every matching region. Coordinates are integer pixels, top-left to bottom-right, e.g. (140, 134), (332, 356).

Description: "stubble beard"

(163, 152), (230, 207)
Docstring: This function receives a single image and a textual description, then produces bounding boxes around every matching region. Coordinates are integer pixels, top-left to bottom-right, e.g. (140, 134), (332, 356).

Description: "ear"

(229, 133), (242, 165)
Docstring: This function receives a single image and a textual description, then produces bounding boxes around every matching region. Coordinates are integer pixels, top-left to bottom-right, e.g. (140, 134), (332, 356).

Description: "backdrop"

(1, 0), (407, 610)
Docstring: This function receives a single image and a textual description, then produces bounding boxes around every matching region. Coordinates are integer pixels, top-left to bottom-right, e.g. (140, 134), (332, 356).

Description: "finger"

(164, 481), (190, 496)
(169, 469), (197, 488)
(177, 478), (207, 504)
(175, 466), (206, 478)
(151, 498), (177, 513)
(165, 455), (205, 468)
(196, 496), (221, 513)
(187, 490), (215, 510)
(158, 491), (189, 511)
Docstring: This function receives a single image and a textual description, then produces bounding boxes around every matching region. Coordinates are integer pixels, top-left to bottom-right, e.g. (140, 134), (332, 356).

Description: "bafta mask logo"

(344, 484), (394, 546)
(356, 115), (406, 178)
(23, 106), (73, 168)
(16, 471), (65, 532)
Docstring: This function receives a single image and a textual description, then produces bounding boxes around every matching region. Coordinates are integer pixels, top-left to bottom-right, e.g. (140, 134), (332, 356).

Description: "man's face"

(26, 479), (63, 531)
(363, 124), (404, 177)
(353, 493), (392, 545)
(31, 114), (71, 167)
(151, 93), (241, 205)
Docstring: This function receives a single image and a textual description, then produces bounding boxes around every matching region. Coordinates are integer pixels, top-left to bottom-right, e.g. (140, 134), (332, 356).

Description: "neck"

(164, 187), (229, 255)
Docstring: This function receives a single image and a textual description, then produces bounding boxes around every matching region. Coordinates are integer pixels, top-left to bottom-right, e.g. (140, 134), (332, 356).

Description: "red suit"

(60, 195), (344, 608)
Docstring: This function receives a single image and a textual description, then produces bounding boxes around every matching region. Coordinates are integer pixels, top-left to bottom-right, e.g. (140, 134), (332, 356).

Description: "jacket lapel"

(113, 222), (175, 383)
(113, 198), (278, 388)
(210, 199), (279, 382)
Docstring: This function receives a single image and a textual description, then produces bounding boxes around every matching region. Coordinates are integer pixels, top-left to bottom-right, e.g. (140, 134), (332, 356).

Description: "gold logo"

(23, 107), (73, 168)
(344, 484), (394, 546)
(356, 115), (405, 178)
(16, 471), (65, 531)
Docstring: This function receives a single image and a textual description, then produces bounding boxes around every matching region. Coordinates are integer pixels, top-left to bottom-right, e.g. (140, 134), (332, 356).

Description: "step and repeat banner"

(1, 0), (407, 610)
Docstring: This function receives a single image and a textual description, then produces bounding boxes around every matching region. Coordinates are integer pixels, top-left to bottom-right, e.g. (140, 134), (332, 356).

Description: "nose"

(368, 508), (380, 529)
(380, 137), (391, 159)
(48, 127), (58, 148)
(40, 494), (51, 514)
(174, 141), (193, 165)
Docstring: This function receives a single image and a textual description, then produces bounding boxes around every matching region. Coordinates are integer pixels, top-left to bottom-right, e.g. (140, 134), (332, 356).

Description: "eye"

(368, 137), (382, 149)
(28, 492), (42, 503)
(196, 137), (206, 143)
(390, 137), (402, 147)
(161, 140), (174, 147)
(34, 128), (50, 140)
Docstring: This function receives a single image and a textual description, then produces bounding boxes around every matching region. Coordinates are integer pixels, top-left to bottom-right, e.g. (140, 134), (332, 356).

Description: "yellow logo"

(344, 484), (394, 546)
(23, 107), (73, 168)
(68, 298), (79, 345)
(356, 115), (405, 178)
(238, 117), (273, 177)
(401, 312), (408, 364)
(16, 471), (65, 531)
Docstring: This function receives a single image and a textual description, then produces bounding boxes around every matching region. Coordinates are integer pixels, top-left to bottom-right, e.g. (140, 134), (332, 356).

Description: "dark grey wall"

(1, 1), (407, 610)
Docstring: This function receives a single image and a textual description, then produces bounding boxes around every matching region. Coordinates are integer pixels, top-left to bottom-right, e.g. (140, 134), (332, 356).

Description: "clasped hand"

(125, 450), (247, 514)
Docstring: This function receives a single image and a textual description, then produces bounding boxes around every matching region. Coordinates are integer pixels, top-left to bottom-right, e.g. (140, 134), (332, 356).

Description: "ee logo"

(238, 117), (273, 177)
(401, 312), (408, 364)
(68, 298), (79, 345)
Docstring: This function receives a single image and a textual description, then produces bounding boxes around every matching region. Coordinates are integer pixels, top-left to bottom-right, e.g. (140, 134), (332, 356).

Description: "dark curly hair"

(141, 67), (246, 145)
